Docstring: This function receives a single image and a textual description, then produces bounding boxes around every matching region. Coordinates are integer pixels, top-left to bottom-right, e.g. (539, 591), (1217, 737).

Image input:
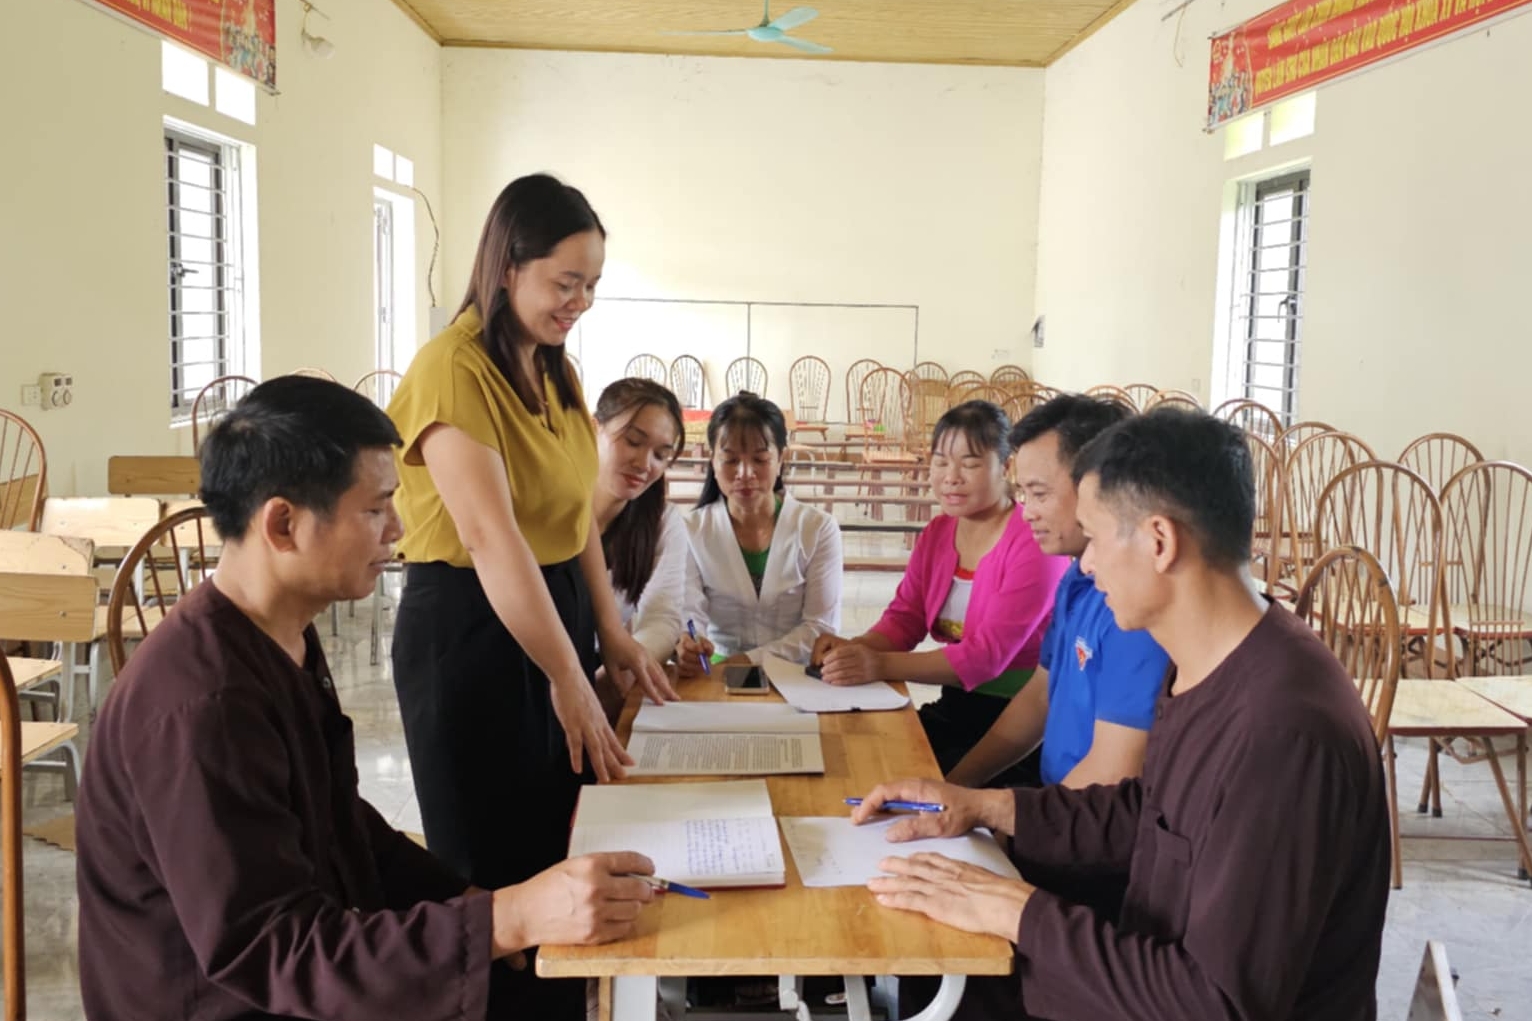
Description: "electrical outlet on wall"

(20, 385), (41, 407)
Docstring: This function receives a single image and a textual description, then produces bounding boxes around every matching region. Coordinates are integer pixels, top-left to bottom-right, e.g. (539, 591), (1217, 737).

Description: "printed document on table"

(762, 655), (911, 713)
(626, 732), (824, 775)
(632, 701), (820, 734)
(779, 815), (1021, 888)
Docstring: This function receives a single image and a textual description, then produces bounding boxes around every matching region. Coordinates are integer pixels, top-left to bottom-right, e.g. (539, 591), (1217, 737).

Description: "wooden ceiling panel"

(392, 0), (1138, 67)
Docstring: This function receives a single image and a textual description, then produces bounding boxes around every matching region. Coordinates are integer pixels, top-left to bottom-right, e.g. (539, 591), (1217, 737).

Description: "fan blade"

(768, 6), (819, 31)
(776, 34), (832, 54)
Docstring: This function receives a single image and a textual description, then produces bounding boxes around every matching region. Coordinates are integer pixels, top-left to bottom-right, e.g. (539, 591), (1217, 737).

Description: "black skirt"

(391, 558), (598, 1021)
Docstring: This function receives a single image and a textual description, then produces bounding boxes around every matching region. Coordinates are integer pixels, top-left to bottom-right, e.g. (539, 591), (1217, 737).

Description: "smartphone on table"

(722, 664), (770, 696)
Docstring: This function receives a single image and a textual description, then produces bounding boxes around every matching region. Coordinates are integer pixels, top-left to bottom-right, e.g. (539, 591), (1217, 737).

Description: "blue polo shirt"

(1038, 562), (1169, 785)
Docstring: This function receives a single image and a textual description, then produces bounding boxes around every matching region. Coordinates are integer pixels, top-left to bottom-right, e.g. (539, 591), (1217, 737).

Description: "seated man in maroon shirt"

(75, 376), (656, 1021)
(852, 408), (1390, 1021)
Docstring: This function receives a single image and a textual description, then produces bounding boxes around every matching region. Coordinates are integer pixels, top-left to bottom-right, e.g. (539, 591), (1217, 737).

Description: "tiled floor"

(10, 568), (1532, 1019)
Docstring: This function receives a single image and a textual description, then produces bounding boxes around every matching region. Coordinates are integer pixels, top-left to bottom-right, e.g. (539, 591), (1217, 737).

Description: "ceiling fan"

(665, 1), (833, 55)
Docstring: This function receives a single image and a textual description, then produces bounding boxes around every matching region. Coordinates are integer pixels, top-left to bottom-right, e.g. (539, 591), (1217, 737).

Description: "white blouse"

(610, 503), (687, 664)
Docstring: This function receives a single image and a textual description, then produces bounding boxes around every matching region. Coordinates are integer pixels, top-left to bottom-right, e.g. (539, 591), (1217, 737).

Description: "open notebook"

(626, 701), (825, 776)
(568, 779), (785, 889)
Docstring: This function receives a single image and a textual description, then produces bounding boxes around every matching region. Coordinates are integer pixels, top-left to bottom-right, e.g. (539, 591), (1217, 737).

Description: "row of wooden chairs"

(190, 369), (403, 452)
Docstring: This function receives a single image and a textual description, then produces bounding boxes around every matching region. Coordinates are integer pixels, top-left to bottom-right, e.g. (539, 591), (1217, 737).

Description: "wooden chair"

(989, 365), (1031, 389)
(910, 361), (948, 385)
(669, 355), (708, 410)
(1244, 432), (1283, 594)
(0, 654), (23, 1021)
(1280, 419), (1340, 451)
(1121, 383), (1159, 410)
(947, 370), (986, 389)
(1399, 432), (1484, 497)
(1406, 941), (1464, 1021)
(1213, 398), (1283, 443)
(191, 374), (258, 454)
(787, 355), (831, 427)
(0, 533), (93, 727)
(945, 380), (985, 406)
(844, 358), (881, 425)
(958, 384), (1009, 408)
(1001, 383), (1048, 424)
(856, 369), (915, 460)
(903, 376), (949, 458)
(1315, 462), (1444, 678)
(1274, 432), (1377, 598)
(353, 368), (403, 408)
(1295, 545), (1404, 885)
(725, 356), (767, 398)
(105, 506), (219, 674)
(1084, 384), (1137, 411)
(0, 409), (45, 532)
(624, 354), (667, 385)
(1144, 388), (1203, 412)
(290, 367), (337, 381)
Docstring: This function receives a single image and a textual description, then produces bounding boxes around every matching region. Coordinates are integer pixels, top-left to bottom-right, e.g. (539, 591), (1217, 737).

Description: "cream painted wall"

(439, 50), (1044, 419)
(1034, 0), (1532, 461)
(0, 0), (440, 495)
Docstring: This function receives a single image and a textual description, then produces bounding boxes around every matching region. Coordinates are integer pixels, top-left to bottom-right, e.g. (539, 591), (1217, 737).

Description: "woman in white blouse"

(592, 378), (687, 697)
(675, 392), (843, 674)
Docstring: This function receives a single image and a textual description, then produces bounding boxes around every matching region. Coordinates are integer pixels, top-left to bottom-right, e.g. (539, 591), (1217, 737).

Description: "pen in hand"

(844, 797), (946, 814)
(625, 873), (711, 899)
(686, 619), (711, 676)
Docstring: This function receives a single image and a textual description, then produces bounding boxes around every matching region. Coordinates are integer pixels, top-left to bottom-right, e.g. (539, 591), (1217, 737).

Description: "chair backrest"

(1121, 383), (1159, 410)
(952, 383), (1008, 408)
(1398, 432), (1484, 497)
(947, 370), (986, 389)
(1438, 460), (1532, 677)
(1294, 545), (1402, 746)
(669, 355), (708, 410)
(845, 358), (881, 423)
(353, 369), (403, 408)
(1314, 461), (1444, 672)
(725, 357), (767, 398)
(191, 375), (259, 454)
(1213, 398), (1283, 442)
(858, 368), (911, 448)
(624, 354), (667, 384)
(1001, 383), (1048, 424)
(0, 655), (22, 1021)
(1281, 432), (1377, 585)
(1084, 384), (1136, 411)
(1406, 941), (1463, 1021)
(989, 365), (1030, 389)
(0, 409), (46, 532)
(1144, 388), (1203, 412)
(1281, 419), (1339, 450)
(904, 376), (949, 450)
(1244, 432), (1281, 545)
(106, 506), (219, 674)
(788, 356), (831, 424)
(290, 367), (337, 381)
(910, 361), (948, 384)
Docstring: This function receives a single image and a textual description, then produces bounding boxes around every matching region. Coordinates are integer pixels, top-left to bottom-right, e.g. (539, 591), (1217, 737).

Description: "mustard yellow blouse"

(388, 307), (597, 567)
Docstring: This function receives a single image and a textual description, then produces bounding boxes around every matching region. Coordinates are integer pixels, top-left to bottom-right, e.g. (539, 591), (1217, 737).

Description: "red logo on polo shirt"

(1075, 637), (1094, 670)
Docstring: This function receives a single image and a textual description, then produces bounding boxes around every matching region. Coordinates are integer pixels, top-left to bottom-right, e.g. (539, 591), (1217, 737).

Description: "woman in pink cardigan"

(812, 401), (1068, 786)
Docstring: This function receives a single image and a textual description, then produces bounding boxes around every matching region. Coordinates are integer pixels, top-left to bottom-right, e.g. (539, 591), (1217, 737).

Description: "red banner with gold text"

(1208, 0), (1530, 128)
(89, 0), (276, 90)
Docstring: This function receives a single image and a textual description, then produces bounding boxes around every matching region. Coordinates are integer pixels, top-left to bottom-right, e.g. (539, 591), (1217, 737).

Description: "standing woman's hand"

(548, 672), (633, 783)
(601, 630), (680, 705)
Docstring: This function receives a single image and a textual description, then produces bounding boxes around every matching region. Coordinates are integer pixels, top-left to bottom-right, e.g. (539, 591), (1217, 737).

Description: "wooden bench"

(0, 571), (96, 795)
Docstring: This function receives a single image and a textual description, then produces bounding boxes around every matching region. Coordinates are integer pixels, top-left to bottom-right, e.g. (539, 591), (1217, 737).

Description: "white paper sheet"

(762, 655), (911, 713)
(632, 701), (821, 734)
(779, 816), (1021, 888)
(626, 731), (825, 775)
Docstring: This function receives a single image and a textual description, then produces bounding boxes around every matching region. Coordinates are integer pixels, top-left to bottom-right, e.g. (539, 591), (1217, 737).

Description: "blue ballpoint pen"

(628, 874), (711, 899)
(686, 618), (711, 676)
(844, 797), (946, 814)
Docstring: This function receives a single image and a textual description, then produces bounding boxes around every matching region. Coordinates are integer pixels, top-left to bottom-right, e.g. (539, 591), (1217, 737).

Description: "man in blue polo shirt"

(948, 394), (1168, 789)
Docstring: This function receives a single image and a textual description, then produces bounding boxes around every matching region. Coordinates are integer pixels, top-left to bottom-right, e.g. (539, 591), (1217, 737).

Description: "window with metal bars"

(166, 126), (247, 418)
(1231, 170), (1309, 426)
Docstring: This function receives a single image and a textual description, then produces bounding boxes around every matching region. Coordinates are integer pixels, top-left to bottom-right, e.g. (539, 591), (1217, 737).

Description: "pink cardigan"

(870, 508), (1069, 692)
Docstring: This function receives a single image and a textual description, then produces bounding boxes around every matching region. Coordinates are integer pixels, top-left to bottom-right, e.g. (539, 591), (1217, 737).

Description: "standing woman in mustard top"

(387, 174), (676, 1018)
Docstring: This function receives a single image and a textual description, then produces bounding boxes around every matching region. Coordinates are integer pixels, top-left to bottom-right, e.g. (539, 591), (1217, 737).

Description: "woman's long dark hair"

(697, 392), (789, 508)
(596, 378), (685, 604)
(459, 173), (602, 415)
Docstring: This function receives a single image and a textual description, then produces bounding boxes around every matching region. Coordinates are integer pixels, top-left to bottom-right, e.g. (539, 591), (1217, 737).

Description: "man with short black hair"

(856, 408), (1390, 1020)
(947, 394), (1167, 790)
(76, 376), (655, 1021)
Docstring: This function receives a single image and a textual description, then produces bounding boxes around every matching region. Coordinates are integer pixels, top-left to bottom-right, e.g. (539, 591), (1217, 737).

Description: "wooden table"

(538, 678), (1014, 1021)
(1389, 679), (1531, 883)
